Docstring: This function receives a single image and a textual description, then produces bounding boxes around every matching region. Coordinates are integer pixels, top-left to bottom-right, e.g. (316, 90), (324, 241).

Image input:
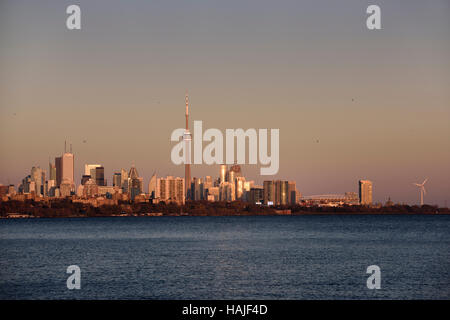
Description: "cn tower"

(184, 93), (192, 200)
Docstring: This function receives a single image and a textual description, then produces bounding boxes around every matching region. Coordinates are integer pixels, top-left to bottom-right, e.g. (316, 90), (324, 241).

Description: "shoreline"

(2, 199), (449, 219)
(2, 211), (449, 219)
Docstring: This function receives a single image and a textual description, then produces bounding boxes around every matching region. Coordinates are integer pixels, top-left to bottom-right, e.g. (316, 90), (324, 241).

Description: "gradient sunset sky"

(0, 0), (449, 206)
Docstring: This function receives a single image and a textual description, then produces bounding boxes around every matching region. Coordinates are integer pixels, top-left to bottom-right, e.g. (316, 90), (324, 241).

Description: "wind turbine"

(413, 178), (428, 206)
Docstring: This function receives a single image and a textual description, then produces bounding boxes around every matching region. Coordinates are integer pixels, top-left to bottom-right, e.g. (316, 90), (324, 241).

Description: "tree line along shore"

(0, 199), (448, 218)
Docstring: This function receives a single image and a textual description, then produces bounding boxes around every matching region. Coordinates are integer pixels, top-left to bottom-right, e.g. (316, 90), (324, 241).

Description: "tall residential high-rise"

(120, 168), (128, 192)
(243, 181), (253, 200)
(235, 176), (246, 200)
(275, 180), (289, 205)
(113, 172), (122, 187)
(156, 176), (185, 205)
(19, 175), (33, 194)
(184, 93), (192, 200)
(219, 182), (235, 201)
(288, 181), (297, 205)
(263, 180), (275, 205)
(263, 180), (289, 205)
(249, 186), (264, 204)
(359, 180), (373, 205)
(31, 166), (46, 196)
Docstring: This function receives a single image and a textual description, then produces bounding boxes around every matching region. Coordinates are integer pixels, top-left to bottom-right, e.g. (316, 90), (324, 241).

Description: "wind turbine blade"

(413, 183), (421, 187)
(423, 178), (428, 185)
(422, 186), (427, 195)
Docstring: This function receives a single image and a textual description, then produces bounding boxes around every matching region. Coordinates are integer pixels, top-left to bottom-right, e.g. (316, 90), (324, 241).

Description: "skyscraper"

(55, 148), (74, 189)
(288, 181), (297, 205)
(228, 170), (235, 187)
(95, 166), (105, 186)
(220, 164), (227, 184)
(191, 177), (204, 201)
(219, 182), (235, 201)
(263, 180), (289, 205)
(55, 156), (62, 186)
(113, 172), (122, 187)
(249, 186), (264, 204)
(263, 180), (275, 205)
(148, 172), (157, 198)
(85, 164), (102, 181)
(275, 180), (289, 205)
(53, 142), (75, 192)
(49, 162), (56, 181)
(120, 168), (128, 192)
(31, 166), (45, 196)
(128, 165), (142, 200)
(235, 176), (246, 200)
(156, 176), (185, 205)
(184, 93), (192, 199)
(62, 152), (74, 186)
(359, 180), (373, 205)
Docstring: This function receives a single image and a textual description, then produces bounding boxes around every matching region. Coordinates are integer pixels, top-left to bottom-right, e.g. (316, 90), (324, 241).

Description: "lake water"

(0, 215), (449, 299)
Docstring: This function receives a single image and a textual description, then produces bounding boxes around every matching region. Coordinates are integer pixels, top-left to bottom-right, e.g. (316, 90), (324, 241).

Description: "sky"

(0, 0), (449, 206)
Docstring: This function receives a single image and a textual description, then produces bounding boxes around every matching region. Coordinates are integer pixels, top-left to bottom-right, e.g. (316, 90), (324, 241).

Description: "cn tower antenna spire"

(185, 91), (189, 130)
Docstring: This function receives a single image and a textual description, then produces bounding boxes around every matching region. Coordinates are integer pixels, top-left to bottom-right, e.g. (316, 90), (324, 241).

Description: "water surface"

(0, 215), (449, 299)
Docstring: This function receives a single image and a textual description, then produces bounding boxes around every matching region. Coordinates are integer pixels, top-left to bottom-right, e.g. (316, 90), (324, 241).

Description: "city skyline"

(1, 0), (449, 206)
(0, 138), (438, 207)
(0, 99), (446, 206)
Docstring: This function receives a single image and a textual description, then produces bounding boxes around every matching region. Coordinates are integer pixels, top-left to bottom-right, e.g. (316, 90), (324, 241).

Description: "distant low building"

(206, 187), (219, 201)
(60, 179), (74, 197)
(385, 197), (394, 207)
(0, 184), (8, 197)
(82, 179), (98, 198)
(248, 186), (264, 204)
(7, 185), (16, 196)
(301, 192), (359, 207)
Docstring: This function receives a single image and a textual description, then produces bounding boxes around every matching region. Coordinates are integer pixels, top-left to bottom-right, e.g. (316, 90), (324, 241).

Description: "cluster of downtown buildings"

(0, 95), (376, 208)
(0, 145), (374, 208)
